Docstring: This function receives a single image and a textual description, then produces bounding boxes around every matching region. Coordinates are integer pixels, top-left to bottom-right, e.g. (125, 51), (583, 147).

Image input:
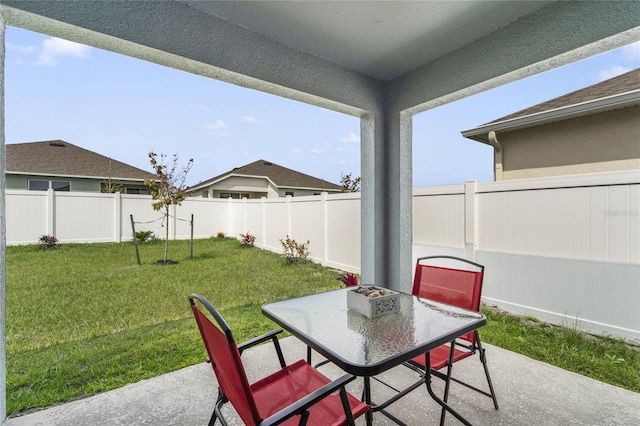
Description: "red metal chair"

(189, 294), (370, 426)
(406, 256), (498, 424)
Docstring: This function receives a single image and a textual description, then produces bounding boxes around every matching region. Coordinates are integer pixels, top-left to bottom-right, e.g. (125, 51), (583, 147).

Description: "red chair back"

(190, 298), (262, 425)
(412, 256), (484, 343)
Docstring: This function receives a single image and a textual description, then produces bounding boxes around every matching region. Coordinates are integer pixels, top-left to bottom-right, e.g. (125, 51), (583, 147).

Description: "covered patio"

(1, 1), (639, 423)
(5, 336), (640, 425)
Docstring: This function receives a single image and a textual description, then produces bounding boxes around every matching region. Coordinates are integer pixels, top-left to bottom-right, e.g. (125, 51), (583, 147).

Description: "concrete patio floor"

(5, 336), (639, 425)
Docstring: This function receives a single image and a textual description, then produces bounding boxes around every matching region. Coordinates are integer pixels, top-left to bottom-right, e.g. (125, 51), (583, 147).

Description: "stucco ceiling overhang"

(180, 0), (554, 82)
(3, 0), (638, 117)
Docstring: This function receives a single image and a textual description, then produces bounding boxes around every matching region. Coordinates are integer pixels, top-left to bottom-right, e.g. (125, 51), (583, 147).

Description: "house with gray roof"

(462, 68), (640, 180)
(188, 159), (343, 199)
(6, 140), (157, 193)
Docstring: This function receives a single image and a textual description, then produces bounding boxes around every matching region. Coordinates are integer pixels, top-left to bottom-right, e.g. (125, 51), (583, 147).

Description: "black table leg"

(424, 353), (473, 426)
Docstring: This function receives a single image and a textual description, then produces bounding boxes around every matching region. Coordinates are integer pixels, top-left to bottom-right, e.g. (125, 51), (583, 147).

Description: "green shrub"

(280, 235), (310, 264)
(38, 235), (59, 249)
(134, 230), (155, 243)
(239, 232), (256, 247)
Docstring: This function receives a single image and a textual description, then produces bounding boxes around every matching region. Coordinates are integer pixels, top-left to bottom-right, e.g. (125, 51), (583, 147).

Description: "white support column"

(360, 107), (413, 292)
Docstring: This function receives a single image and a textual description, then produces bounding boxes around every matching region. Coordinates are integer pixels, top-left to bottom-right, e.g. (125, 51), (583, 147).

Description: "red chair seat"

(410, 343), (474, 371)
(189, 293), (370, 426)
(252, 359), (370, 426)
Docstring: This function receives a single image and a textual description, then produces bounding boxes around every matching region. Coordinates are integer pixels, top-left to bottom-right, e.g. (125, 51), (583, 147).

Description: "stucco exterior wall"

(499, 105), (640, 180)
(6, 174), (100, 191)
(5, 174), (150, 193)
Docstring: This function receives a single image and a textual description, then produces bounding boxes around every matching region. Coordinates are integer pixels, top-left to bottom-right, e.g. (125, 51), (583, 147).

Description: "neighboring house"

(462, 68), (640, 180)
(188, 159), (343, 199)
(6, 140), (157, 193)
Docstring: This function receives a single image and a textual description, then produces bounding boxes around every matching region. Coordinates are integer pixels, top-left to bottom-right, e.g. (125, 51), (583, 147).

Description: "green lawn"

(6, 239), (639, 415)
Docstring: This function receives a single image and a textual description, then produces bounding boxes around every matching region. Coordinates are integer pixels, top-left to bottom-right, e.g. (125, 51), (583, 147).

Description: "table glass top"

(262, 288), (485, 374)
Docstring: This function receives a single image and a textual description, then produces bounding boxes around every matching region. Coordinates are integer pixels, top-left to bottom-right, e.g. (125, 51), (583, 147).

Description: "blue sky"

(5, 26), (639, 188)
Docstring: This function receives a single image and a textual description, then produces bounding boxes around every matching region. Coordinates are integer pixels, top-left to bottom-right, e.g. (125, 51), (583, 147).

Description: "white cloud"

(36, 37), (91, 66)
(6, 42), (36, 55)
(310, 147), (325, 154)
(291, 147), (303, 153)
(596, 66), (632, 82)
(206, 120), (227, 130)
(621, 41), (640, 62)
(241, 115), (256, 123)
(342, 132), (359, 144)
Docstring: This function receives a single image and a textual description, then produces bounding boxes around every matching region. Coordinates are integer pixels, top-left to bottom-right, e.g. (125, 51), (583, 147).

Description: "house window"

(285, 191), (294, 197)
(28, 179), (70, 191)
(201, 190), (209, 198)
(220, 192), (249, 199)
(28, 179), (49, 191)
(52, 181), (70, 191)
(126, 188), (149, 195)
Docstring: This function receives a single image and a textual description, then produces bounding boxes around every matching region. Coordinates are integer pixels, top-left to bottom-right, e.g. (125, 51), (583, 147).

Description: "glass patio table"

(262, 287), (486, 425)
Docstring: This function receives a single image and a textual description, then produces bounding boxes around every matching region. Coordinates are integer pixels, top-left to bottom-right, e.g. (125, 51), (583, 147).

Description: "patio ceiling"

(180, 0), (554, 81)
(2, 1), (638, 116)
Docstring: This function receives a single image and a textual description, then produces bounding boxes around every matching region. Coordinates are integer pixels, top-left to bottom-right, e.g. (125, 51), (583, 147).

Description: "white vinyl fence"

(6, 170), (639, 342)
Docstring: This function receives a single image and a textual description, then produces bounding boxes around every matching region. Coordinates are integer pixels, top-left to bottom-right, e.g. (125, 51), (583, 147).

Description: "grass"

(6, 239), (639, 415)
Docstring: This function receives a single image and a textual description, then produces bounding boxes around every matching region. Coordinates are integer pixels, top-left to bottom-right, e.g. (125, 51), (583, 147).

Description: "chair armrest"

(260, 373), (357, 426)
(237, 329), (283, 353)
(238, 329), (286, 368)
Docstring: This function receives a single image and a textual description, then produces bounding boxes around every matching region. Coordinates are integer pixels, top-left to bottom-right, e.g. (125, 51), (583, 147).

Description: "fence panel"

(54, 192), (116, 243)
(263, 198), (289, 252)
(243, 200), (264, 245)
(412, 186), (465, 248)
(289, 196), (325, 263)
(326, 193), (361, 272)
(122, 194), (166, 242)
(6, 190), (48, 245)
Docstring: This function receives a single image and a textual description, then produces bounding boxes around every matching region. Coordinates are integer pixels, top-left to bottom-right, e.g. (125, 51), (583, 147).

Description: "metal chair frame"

(189, 293), (369, 426)
(406, 256), (499, 425)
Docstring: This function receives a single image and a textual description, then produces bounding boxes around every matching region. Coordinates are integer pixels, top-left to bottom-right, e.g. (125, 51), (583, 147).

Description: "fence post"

(47, 188), (55, 237)
(227, 196), (233, 238)
(171, 205), (177, 240)
(464, 180), (478, 260)
(261, 196), (266, 248)
(286, 194), (292, 238)
(114, 191), (122, 243)
(190, 214), (194, 260)
(321, 192), (328, 266)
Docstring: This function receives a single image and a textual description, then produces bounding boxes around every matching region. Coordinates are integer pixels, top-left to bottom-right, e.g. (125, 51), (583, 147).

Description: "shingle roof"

(462, 68), (640, 143)
(191, 159), (343, 192)
(485, 68), (640, 124)
(6, 140), (157, 181)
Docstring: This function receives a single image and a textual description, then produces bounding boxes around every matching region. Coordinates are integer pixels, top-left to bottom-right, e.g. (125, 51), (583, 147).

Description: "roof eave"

(6, 171), (157, 182)
(461, 89), (640, 145)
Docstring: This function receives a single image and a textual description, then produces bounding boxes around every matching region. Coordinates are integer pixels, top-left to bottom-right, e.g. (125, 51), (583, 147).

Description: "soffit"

(180, 1), (554, 81)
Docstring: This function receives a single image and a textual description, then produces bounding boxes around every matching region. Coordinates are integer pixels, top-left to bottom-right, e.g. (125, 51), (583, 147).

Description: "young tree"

(145, 152), (194, 264)
(340, 172), (361, 192)
(101, 158), (127, 193)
